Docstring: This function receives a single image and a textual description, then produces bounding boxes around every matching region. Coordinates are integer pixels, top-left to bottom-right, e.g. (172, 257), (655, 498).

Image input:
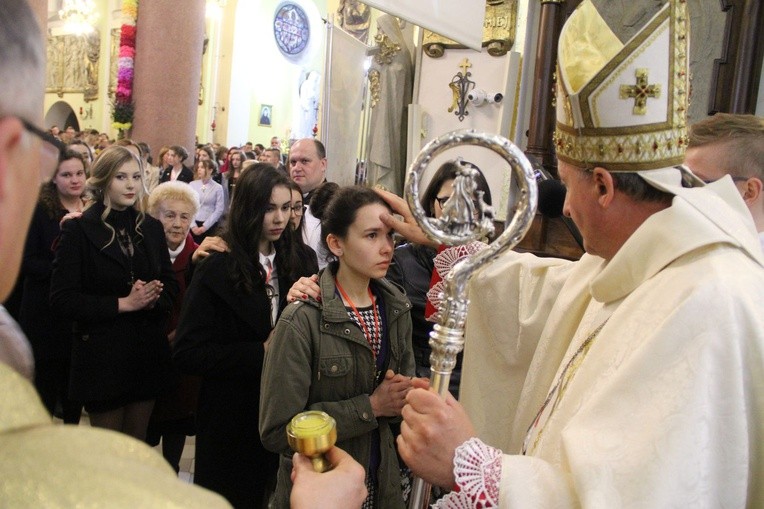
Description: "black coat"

(19, 202), (78, 415)
(19, 203), (71, 362)
(159, 165), (194, 184)
(50, 203), (177, 405)
(172, 251), (296, 508)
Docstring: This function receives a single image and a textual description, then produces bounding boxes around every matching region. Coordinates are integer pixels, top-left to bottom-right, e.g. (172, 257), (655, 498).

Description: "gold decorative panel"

(423, 0), (517, 58)
(46, 32), (100, 101)
(109, 28), (120, 98)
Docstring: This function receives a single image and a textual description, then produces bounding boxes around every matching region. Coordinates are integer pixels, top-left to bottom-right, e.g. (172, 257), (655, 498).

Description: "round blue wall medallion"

(274, 3), (310, 56)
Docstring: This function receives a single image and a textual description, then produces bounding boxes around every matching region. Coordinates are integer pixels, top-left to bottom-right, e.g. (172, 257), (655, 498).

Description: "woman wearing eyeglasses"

(288, 180), (306, 231)
(288, 180), (319, 276)
(173, 164), (315, 508)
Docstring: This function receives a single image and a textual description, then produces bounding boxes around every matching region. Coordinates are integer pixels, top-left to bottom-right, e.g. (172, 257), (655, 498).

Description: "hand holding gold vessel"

(286, 411), (337, 473)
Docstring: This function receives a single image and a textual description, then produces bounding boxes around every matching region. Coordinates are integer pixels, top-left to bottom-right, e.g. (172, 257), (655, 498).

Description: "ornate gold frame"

(422, 0), (517, 58)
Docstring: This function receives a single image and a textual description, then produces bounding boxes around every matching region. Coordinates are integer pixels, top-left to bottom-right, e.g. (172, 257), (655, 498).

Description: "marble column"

(131, 0), (206, 163)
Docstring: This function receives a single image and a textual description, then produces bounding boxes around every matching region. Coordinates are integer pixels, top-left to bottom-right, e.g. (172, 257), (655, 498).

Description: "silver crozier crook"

(406, 130), (537, 508)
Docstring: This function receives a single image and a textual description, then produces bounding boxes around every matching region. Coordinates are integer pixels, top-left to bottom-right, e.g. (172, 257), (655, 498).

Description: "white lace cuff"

(426, 241), (488, 322)
(433, 437), (502, 508)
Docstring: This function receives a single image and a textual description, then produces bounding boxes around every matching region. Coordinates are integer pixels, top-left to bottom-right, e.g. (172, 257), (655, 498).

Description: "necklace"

(335, 278), (381, 360)
(116, 226), (136, 286)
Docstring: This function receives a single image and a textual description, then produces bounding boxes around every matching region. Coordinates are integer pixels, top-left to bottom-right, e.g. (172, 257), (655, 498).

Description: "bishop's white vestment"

(454, 179), (764, 507)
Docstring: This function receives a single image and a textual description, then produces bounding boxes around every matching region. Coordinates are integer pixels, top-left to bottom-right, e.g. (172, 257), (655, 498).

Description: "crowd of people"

(17, 98), (418, 507)
(9, 124), (336, 506)
(12, 102), (499, 507)
(2, 0), (764, 508)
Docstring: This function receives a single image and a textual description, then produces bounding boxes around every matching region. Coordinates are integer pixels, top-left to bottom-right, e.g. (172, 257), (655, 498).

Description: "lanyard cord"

(335, 278), (381, 359)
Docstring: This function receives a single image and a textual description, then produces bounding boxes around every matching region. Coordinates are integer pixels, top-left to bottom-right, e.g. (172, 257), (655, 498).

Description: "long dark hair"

(223, 164), (301, 294)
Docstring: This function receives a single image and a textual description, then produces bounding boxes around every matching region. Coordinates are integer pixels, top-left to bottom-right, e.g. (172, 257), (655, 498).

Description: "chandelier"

(59, 0), (98, 34)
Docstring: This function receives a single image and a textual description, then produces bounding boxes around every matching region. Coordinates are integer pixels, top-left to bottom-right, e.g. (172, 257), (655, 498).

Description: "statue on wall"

(366, 14), (413, 195)
(337, 0), (371, 44)
(46, 37), (66, 95)
(109, 28), (120, 97)
(292, 69), (321, 140)
(84, 32), (99, 102)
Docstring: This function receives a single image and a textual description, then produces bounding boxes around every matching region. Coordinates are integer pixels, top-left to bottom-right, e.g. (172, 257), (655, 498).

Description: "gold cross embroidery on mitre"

(619, 69), (661, 115)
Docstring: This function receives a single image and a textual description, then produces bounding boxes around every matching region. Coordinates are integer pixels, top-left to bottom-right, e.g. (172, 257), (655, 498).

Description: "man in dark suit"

(159, 145), (194, 183)
(262, 147), (288, 176)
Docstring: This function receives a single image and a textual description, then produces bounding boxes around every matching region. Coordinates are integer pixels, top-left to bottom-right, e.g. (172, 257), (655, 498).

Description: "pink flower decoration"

(119, 46), (135, 59)
(113, 2), (138, 132)
(120, 33), (135, 47)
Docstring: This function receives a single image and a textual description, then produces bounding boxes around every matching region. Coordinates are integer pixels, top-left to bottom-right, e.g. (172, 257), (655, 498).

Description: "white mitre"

(554, 0), (689, 173)
(554, 0), (763, 262)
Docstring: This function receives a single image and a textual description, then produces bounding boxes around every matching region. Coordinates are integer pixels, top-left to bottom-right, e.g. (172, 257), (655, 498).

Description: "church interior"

(5, 0), (764, 505)
(34, 0), (764, 257)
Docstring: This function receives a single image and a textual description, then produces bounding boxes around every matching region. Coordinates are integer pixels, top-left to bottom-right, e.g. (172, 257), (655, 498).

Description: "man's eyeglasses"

(20, 118), (66, 179)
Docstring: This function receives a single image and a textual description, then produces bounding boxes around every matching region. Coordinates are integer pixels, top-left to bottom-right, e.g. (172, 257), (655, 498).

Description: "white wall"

(228, 0), (327, 148)
(411, 48), (522, 221)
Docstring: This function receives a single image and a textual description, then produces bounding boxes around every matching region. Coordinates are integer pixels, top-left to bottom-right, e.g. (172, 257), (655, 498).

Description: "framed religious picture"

(259, 105), (273, 126)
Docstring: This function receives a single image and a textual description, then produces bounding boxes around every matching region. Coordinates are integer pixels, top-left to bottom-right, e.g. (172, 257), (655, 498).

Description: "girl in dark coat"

(19, 149), (87, 423)
(50, 146), (178, 440)
(173, 164), (317, 508)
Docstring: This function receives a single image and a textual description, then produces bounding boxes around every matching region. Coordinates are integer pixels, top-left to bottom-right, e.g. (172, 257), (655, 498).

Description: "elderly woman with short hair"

(144, 181), (201, 472)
